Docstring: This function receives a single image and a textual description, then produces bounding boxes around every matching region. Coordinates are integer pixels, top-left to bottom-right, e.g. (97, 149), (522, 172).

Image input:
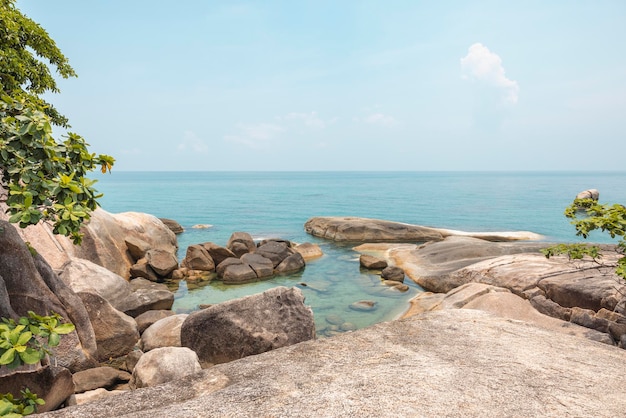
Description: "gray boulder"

(181, 244), (215, 272)
(202, 242), (237, 265)
(159, 218), (184, 234)
(305, 216), (543, 242)
(222, 263), (258, 284)
(255, 241), (294, 268)
(140, 314), (188, 352)
(181, 286), (315, 366)
(134, 310), (176, 334)
(0, 364), (74, 413)
(576, 188), (599, 200)
(294, 242), (323, 260)
(145, 249), (178, 278)
(129, 258), (159, 281)
(241, 253), (274, 279)
(129, 347), (202, 389)
(381, 266), (404, 282)
(77, 291), (139, 361)
(72, 366), (131, 393)
(124, 237), (150, 261)
(226, 232), (256, 257)
(360, 254), (387, 270)
(125, 278), (175, 317)
(216, 257), (243, 278)
(275, 252), (306, 274)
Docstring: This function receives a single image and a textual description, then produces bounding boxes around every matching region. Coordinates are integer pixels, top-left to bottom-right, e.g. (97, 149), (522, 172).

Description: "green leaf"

(0, 347), (16, 365)
(16, 331), (32, 346)
(47, 332), (59, 347)
(53, 323), (75, 335)
(19, 347), (42, 365)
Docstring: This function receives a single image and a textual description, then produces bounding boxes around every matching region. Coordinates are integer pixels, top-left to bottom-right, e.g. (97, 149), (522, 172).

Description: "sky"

(17, 0), (626, 171)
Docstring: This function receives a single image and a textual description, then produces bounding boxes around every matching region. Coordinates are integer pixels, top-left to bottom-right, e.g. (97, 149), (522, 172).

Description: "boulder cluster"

(173, 232), (321, 284)
(359, 254), (409, 292)
(0, 212), (318, 413)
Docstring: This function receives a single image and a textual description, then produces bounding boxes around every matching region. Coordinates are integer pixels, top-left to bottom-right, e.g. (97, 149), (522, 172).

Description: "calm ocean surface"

(94, 171), (626, 335)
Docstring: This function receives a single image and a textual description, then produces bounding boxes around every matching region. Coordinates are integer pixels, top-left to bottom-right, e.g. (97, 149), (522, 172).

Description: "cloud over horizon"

(461, 43), (520, 104)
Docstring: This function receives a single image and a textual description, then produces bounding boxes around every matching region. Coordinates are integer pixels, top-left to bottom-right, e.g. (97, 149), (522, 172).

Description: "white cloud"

(284, 111), (326, 128)
(364, 113), (397, 127)
(461, 43), (520, 104)
(177, 131), (209, 153)
(225, 123), (285, 149)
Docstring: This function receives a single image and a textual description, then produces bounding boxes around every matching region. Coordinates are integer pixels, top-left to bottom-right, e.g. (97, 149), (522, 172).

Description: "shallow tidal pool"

(167, 242), (422, 338)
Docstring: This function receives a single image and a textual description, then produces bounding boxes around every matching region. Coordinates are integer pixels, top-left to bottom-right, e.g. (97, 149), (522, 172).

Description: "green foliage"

(0, 0), (114, 244)
(543, 198), (626, 280)
(0, 311), (74, 368)
(0, 389), (44, 417)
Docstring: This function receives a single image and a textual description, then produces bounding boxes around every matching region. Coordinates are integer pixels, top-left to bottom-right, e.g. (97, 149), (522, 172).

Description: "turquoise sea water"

(94, 171), (626, 335)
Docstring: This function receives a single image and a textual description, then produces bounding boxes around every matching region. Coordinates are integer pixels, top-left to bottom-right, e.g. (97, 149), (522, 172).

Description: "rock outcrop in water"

(305, 216), (543, 242)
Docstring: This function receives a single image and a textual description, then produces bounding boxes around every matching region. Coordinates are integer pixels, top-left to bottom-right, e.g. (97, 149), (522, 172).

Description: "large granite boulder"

(254, 241), (294, 267)
(305, 216), (543, 242)
(181, 286), (315, 366)
(1, 207), (178, 280)
(77, 291), (139, 361)
(38, 310), (626, 418)
(134, 310), (176, 334)
(226, 232), (256, 257)
(0, 221), (97, 371)
(240, 253), (274, 279)
(202, 242), (236, 266)
(181, 244), (215, 272)
(294, 242), (323, 260)
(72, 366), (131, 393)
(125, 278), (175, 317)
(159, 218), (184, 234)
(140, 314), (188, 351)
(0, 364), (74, 413)
(275, 252), (305, 274)
(129, 347), (202, 389)
(404, 283), (613, 344)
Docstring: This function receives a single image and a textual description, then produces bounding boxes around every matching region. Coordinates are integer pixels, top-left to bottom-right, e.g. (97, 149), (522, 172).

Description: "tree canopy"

(0, 0), (114, 243)
(542, 198), (626, 280)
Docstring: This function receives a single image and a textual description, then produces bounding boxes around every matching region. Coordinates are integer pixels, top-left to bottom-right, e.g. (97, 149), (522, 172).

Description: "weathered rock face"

(37, 310), (626, 418)
(181, 286), (315, 366)
(305, 217), (543, 242)
(140, 314), (188, 351)
(255, 241), (294, 267)
(72, 366), (131, 393)
(134, 310), (176, 334)
(129, 347), (202, 389)
(125, 278), (175, 318)
(1, 208), (179, 280)
(576, 188), (599, 200)
(202, 242), (236, 266)
(381, 266), (404, 282)
(240, 253), (274, 279)
(294, 242), (323, 260)
(275, 252), (305, 274)
(359, 254), (388, 270)
(0, 221), (97, 371)
(0, 364), (74, 413)
(159, 218), (184, 234)
(181, 244), (215, 272)
(77, 292), (139, 361)
(405, 283), (613, 344)
(226, 232), (256, 257)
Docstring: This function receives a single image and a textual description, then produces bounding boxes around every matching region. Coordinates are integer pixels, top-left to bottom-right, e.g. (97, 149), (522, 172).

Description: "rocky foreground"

(40, 309), (626, 417)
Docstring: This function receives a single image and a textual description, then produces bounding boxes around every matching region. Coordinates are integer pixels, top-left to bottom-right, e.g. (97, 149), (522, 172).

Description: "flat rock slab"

(305, 217), (543, 242)
(41, 310), (626, 418)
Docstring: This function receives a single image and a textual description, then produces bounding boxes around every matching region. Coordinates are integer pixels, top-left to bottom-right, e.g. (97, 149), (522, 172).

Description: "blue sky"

(18, 0), (626, 171)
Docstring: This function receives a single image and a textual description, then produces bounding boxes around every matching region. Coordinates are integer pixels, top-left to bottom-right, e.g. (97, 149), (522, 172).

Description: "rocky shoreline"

(2, 210), (626, 416)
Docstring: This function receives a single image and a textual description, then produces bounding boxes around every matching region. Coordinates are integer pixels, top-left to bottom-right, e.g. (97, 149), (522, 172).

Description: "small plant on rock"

(542, 198), (626, 280)
(0, 389), (44, 417)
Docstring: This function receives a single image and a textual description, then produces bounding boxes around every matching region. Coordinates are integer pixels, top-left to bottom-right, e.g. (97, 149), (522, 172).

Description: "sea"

(93, 171), (626, 336)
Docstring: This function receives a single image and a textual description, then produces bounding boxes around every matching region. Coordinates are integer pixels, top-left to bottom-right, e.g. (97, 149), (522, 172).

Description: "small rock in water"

(340, 322), (357, 332)
(349, 300), (377, 312)
(325, 314), (345, 325)
(192, 224), (213, 229)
